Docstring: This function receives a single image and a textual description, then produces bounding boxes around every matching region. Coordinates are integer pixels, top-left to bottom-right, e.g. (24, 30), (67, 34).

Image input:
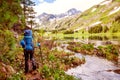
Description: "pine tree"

(21, 0), (36, 28)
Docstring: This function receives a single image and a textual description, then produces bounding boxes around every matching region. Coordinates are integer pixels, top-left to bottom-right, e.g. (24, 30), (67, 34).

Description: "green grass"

(115, 0), (120, 2)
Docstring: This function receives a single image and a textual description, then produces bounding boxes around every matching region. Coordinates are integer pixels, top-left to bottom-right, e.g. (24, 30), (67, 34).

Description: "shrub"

(103, 26), (109, 32)
(64, 30), (74, 34)
(88, 25), (103, 33)
(41, 64), (77, 80)
(48, 53), (56, 61)
(115, 15), (120, 22)
(81, 44), (94, 51)
(111, 22), (120, 33)
(52, 30), (58, 34)
(97, 44), (119, 61)
(0, 30), (16, 63)
(7, 71), (25, 80)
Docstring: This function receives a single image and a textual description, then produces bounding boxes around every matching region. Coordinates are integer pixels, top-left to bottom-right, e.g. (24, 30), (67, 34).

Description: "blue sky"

(44, 0), (56, 3)
(32, 0), (40, 5)
(32, 0), (56, 5)
(33, 0), (105, 15)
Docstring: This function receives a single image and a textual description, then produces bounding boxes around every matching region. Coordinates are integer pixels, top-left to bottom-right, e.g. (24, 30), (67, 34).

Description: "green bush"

(111, 22), (120, 33)
(106, 45), (119, 56)
(81, 44), (94, 51)
(41, 64), (77, 80)
(88, 25), (103, 33)
(48, 53), (56, 61)
(0, 0), (22, 29)
(0, 30), (16, 63)
(115, 15), (120, 22)
(52, 30), (58, 34)
(97, 44), (119, 61)
(7, 71), (25, 80)
(64, 30), (74, 34)
(103, 26), (109, 33)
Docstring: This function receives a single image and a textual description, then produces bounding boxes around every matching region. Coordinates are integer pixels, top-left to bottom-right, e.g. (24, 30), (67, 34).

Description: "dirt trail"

(25, 60), (42, 80)
(25, 70), (42, 80)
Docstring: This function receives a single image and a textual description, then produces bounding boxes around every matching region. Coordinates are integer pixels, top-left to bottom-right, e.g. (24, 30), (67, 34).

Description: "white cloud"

(33, 0), (105, 16)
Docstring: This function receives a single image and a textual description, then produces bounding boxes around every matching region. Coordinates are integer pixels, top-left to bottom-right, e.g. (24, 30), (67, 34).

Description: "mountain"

(40, 0), (120, 32)
(67, 8), (80, 16)
(38, 12), (56, 21)
(37, 8), (81, 25)
(56, 8), (81, 18)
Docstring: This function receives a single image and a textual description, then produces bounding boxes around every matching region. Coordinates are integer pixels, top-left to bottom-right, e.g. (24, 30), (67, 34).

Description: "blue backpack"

(23, 30), (34, 50)
(24, 36), (34, 50)
(24, 30), (32, 36)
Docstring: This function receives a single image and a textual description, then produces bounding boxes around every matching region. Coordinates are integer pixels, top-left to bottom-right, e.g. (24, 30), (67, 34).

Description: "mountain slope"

(43, 0), (120, 33)
(37, 8), (81, 26)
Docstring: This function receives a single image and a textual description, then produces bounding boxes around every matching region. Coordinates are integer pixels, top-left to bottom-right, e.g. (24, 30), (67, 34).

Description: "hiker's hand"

(37, 43), (41, 47)
(34, 46), (38, 48)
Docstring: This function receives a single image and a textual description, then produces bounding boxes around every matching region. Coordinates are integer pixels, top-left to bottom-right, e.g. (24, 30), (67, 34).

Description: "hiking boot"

(24, 71), (29, 74)
(33, 66), (36, 71)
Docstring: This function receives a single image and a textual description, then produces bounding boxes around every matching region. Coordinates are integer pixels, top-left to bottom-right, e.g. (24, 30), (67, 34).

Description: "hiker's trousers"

(24, 50), (36, 73)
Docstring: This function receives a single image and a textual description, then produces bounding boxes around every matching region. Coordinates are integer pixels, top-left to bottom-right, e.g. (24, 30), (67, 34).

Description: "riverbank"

(52, 40), (120, 80)
(67, 41), (120, 63)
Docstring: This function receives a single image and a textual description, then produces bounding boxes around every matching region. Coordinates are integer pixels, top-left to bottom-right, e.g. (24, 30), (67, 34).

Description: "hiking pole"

(38, 43), (43, 64)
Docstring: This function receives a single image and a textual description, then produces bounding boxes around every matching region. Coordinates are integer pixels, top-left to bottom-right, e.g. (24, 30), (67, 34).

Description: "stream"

(66, 54), (120, 80)
(54, 39), (120, 80)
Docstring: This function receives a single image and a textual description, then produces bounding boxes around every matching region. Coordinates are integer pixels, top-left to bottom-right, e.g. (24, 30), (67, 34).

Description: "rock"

(118, 54), (120, 67)
(0, 63), (7, 73)
(1, 63), (6, 67)
(104, 41), (112, 45)
(113, 69), (120, 74)
(6, 65), (16, 74)
(0, 63), (7, 79)
(1, 67), (7, 73)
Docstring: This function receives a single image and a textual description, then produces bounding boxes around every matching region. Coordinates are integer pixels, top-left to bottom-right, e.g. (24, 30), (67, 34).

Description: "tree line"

(0, 0), (36, 30)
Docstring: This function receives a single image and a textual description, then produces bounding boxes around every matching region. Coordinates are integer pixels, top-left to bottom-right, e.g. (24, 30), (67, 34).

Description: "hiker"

(20, 26), (36, 73)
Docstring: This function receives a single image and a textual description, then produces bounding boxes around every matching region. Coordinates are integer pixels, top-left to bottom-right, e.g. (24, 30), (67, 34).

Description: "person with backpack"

(20, 26), (36, 73)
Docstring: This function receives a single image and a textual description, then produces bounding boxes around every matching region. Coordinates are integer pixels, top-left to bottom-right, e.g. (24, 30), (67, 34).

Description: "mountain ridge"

(39, 0), (120, 33)
(37, 8), (81, 25)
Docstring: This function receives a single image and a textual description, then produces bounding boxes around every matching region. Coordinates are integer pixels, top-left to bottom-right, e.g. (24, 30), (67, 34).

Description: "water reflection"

(63, 35), (120, 47)
(112, 36), (120, 40)
(64, 37), (74, 39)
(88, 35), (109, 40)
(63, 35), (120, 42)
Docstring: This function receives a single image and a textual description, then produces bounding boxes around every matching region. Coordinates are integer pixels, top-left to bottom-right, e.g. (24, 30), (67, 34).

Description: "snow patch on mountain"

(91, 8), (97, 12)
(90, 21), (102, 27)
(108, 7), (120, 16)
(100, 0), (112, 5)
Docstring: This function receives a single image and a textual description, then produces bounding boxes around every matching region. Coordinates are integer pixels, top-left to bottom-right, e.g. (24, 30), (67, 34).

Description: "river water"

(66, 54), (120, 80)
(55, 35), (120, 80)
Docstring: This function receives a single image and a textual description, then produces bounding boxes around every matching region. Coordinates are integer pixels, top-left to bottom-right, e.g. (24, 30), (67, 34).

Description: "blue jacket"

(20, 36), (34, 50)
(20, 39), (25, 48)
